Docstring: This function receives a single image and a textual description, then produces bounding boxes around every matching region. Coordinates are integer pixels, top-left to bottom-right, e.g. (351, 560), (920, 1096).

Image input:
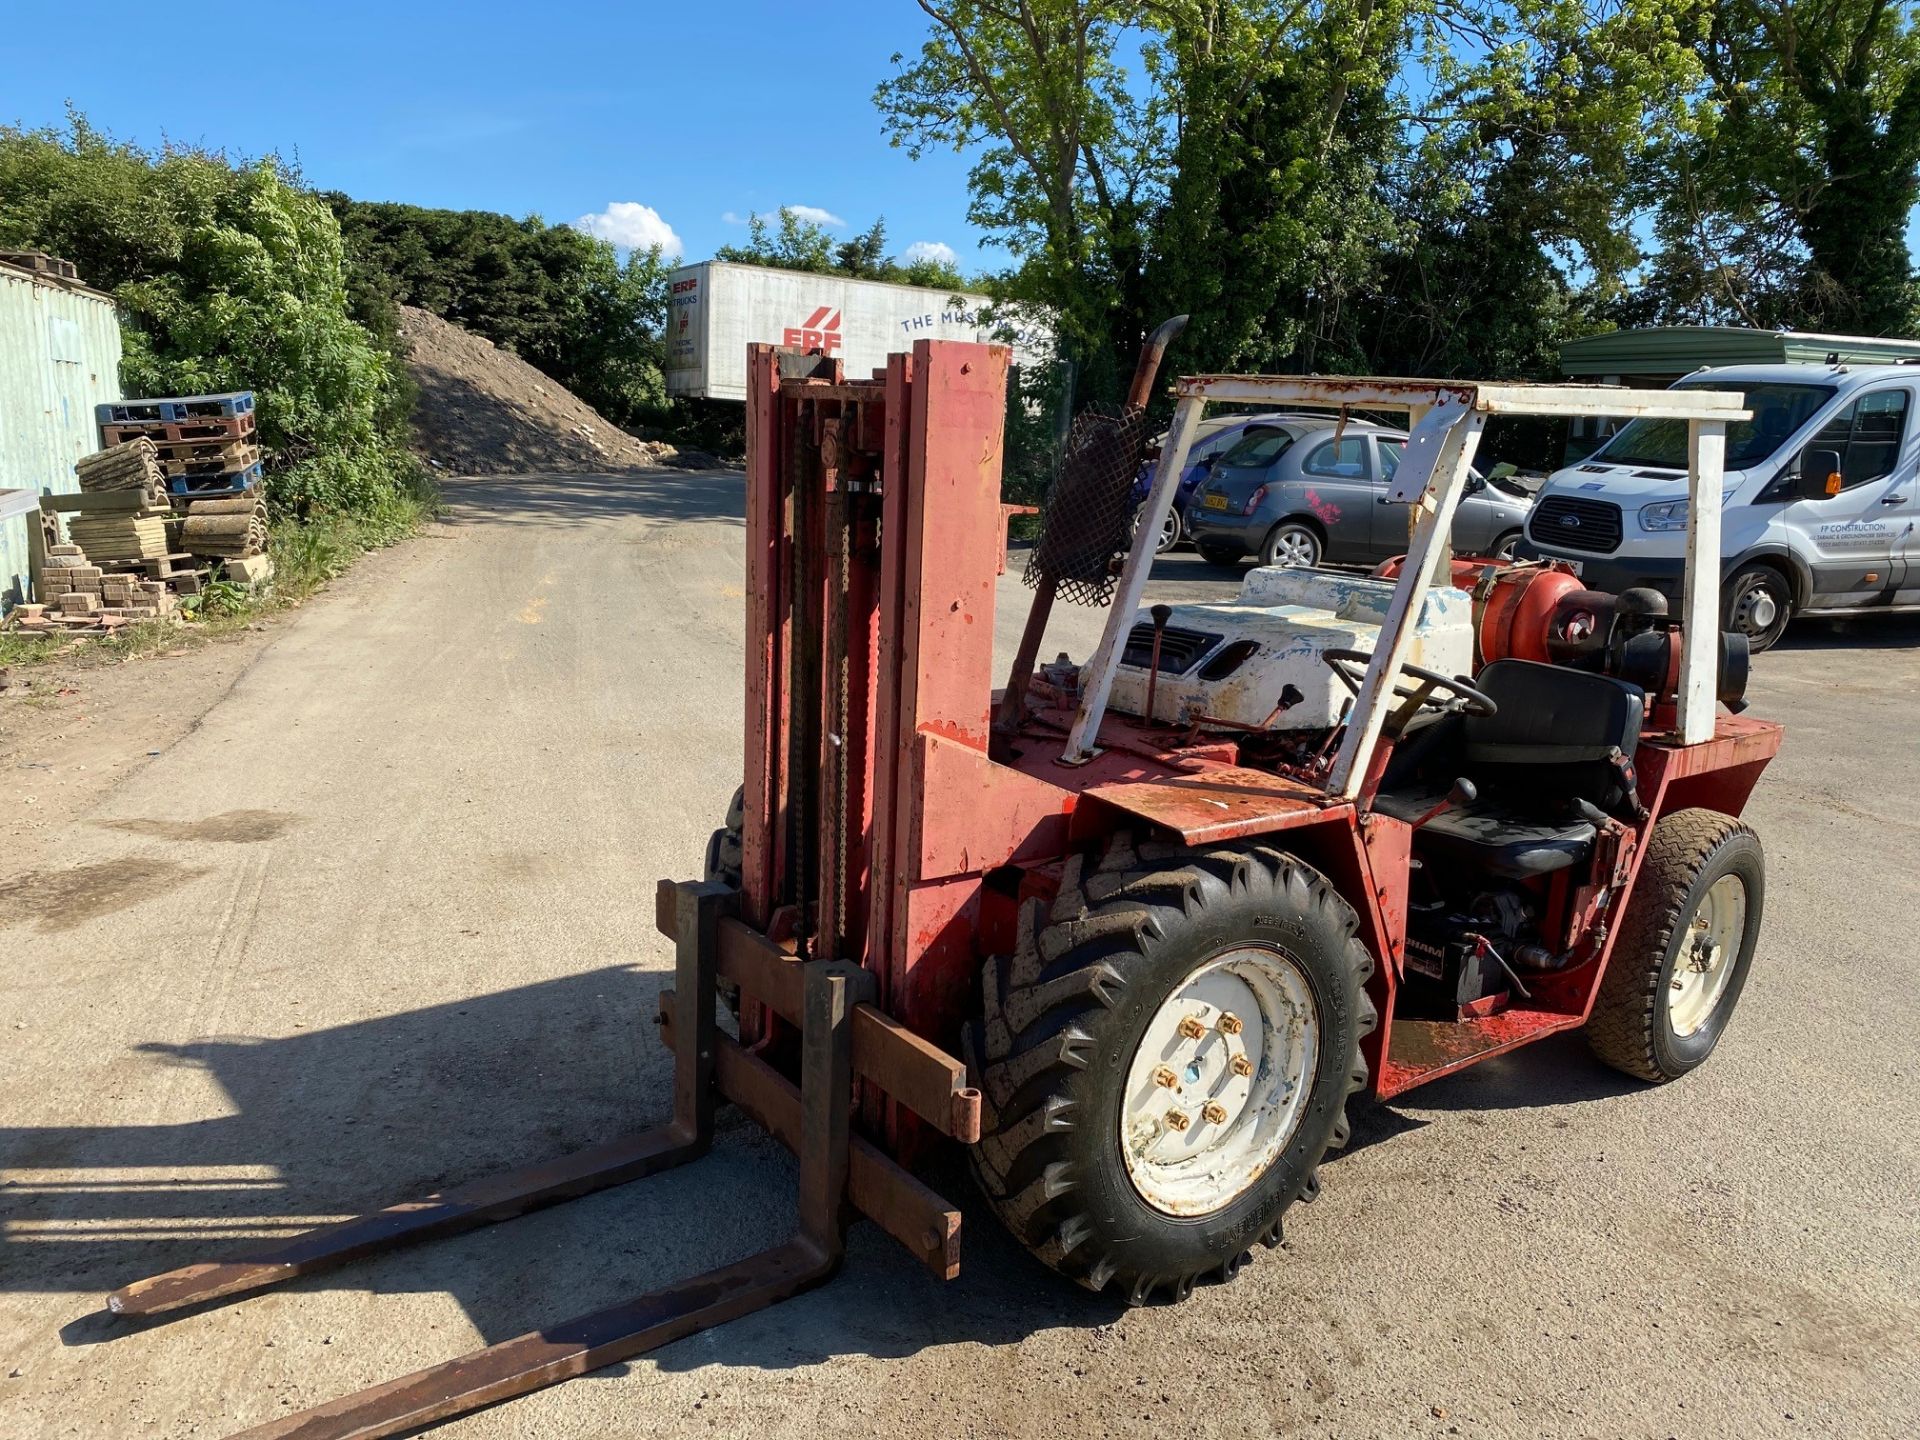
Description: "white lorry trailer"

(664, 260), (1049, 401)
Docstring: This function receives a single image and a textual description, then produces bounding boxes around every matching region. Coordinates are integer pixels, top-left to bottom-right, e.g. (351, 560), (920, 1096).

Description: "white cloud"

(779, 204), (846, 228)
(572, 202), (682, 256)
(900, 240), (960, 268)
(721, 210), (748, 226)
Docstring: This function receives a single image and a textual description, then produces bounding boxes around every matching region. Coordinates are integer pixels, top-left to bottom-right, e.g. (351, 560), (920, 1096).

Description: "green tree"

(715, 208), (968, 289)
(715, 208), (840, 273)
(0, 114), (419, 519)
(1636, 0), (1920, 331)
(326, 197), (671, 428)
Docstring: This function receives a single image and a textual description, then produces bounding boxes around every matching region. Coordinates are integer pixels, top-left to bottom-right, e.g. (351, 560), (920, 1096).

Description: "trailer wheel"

(703, 786), (744, 889)
(1586, 810), (1763, 1082)
(967, 834), (1375, 1304)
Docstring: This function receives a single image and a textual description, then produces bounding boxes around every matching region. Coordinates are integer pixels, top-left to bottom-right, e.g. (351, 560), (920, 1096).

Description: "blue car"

(1131, 413), (1291, 552)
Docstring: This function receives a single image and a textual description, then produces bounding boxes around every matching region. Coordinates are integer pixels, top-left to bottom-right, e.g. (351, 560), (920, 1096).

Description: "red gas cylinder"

(1369, 555), (1588, 668)
(1476, 562), (1586, 664)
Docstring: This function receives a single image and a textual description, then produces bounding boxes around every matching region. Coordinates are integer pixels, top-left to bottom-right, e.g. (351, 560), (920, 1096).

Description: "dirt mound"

(397, 304), (675, 475)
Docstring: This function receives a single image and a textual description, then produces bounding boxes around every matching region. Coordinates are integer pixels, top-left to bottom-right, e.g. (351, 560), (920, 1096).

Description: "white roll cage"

(1063, 376), (1752, 795)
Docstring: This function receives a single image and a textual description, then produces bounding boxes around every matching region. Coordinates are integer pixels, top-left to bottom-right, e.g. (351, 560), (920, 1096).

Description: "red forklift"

(106, 333), (1779, 1438)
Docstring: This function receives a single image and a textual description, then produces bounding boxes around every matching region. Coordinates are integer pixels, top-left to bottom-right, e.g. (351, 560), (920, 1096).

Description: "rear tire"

(1197, 543), (1241, 567)
(968, 834), (1375, 1304)
(1586, 810), (1763, 1082)
(1723, 564), (1793, 652)
(704, 786), (744, 888)
(1260, 521), (1322, 568)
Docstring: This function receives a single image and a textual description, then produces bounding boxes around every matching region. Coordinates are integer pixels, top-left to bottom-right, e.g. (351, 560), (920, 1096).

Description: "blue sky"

(0, 1), (986, 272)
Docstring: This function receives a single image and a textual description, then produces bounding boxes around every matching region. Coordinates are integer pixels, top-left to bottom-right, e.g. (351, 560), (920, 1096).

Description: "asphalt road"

(2, 468), (1917, 1440)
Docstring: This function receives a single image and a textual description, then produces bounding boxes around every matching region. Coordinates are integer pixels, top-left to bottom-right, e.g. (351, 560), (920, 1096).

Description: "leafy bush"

(0, 113), (424, 521)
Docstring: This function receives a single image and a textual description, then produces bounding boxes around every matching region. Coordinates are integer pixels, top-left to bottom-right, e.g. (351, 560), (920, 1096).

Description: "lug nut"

(1201, 1102), (1229, 1125)
(1164, 1108), (1191, 1132)
(1151, 1065), (1179, 1090)
(1178, 1016), (1207, 1040)
(1218, 1012), (1244, 1036)
(1231, 1054), (1254, 1078)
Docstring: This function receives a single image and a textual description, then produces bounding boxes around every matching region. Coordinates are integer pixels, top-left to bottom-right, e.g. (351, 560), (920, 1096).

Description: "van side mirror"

(1798, 448), (1844, 499)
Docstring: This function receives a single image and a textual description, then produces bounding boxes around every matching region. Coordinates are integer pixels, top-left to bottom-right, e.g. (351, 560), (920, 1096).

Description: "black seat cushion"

(1372, 786), (1597, 879)
(1463, 660), (1645, 813)
(1374, 662), (1646, 880)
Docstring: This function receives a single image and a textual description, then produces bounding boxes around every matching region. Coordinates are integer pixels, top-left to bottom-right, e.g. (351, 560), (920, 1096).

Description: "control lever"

(1569, 796), (1611, 828)
(1411, 777), (1478, 830)
(1143, 603), (1172, 723)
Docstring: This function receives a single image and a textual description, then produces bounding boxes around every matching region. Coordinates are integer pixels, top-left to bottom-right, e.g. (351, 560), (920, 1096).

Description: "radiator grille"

(1531, 495), (1624, 554)
(1121, 624), (1223, 674)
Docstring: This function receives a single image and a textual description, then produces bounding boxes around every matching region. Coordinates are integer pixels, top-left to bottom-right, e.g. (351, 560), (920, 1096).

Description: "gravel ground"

(1, 467), (1915, 1440)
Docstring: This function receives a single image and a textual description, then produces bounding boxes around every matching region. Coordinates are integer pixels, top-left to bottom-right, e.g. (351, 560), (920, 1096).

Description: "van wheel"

(1261, 522), (1322, 568)
(1724, 565), (1793, 652)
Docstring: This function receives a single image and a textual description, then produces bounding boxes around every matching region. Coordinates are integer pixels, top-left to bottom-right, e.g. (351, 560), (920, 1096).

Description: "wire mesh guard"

(1023, 404), (1149, 607)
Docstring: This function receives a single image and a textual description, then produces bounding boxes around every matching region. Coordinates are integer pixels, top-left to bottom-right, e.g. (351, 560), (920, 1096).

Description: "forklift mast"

(740, 340), (1025, 1040)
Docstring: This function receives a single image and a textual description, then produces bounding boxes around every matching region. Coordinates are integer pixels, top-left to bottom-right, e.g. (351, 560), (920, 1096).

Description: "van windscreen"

(1597, 383), (1835, 470)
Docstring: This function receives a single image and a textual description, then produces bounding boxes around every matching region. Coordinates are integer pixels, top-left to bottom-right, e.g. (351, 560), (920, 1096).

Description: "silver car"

(1183, 416), (1533, 568)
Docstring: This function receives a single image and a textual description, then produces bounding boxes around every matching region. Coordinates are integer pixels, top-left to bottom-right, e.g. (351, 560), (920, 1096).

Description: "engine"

(1106, 568), (1476, 731)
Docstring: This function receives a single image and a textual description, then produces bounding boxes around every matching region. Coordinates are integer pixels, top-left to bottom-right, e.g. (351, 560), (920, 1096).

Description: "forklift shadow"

(1377, 1030), (1644, 1115)
(17, 967), (669, 1320)
(33, 963), (1106, 1368)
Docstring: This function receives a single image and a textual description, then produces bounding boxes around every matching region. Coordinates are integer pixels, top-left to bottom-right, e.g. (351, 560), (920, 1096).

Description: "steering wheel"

(1321, 648), (1498, 718)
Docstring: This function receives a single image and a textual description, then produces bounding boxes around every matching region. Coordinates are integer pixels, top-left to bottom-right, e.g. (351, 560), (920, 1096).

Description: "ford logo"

(1561, 515), (1581, 528)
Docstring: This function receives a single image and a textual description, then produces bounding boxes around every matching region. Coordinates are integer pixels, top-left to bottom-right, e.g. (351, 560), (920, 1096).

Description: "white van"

(1521, 363), (1920, 649)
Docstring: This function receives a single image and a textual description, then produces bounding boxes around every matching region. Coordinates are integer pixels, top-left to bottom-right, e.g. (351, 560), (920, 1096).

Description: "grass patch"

(2, 477), (437, 668)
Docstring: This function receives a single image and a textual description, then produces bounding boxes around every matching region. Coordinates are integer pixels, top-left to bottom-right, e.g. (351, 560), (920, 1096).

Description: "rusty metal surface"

(647, 901), (981, 1143)
(219, 908), (886, 1440)
(107, 1125), (698, 1319)
(1377, 1008), (1581, 1099)
(229, 1243), (834, 1440)
(658, 993), (963, 1279)
(1081, 766), (1342, 845)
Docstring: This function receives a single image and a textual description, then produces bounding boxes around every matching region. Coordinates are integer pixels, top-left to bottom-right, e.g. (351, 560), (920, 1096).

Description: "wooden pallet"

(160, 453), (259, 478)
(102, 413), (256, 445)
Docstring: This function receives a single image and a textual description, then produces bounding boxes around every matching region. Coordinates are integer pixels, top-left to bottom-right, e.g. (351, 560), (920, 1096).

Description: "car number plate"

(1203, 494), (1230, 510)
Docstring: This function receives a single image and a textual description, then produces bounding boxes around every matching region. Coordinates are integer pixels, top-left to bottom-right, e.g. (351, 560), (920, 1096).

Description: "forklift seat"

(1376, 660), (1646, 880)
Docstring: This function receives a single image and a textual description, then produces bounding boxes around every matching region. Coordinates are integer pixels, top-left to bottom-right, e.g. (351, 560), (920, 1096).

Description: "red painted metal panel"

(899, 874), (986, 1045)
(910, 732), (1073, 881)
(741, 345), (783, 926)
(1378, 1009), (1582, 1098)
(1080, 767), (1343, 846)
(867, 354), (914, 1009)
(899, 341), (1009, 755)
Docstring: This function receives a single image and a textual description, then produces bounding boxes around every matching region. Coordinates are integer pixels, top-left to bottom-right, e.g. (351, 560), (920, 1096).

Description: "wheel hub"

(1669, 873), (1746, 1037)
(1734, 584), (1778, 633)
(1119, 947), (1319, 1216)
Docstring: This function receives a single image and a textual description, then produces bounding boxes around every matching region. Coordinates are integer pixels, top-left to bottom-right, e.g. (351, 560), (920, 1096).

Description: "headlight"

(1639, 499), (1688, 531)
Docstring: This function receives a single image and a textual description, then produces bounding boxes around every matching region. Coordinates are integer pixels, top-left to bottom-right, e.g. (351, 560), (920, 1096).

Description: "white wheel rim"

(1273, 531), (1316, 567)
(1119, 947), (1320, 1217)
(1160, 509), (1179, 550)
(1669, 873), (1745, 1038)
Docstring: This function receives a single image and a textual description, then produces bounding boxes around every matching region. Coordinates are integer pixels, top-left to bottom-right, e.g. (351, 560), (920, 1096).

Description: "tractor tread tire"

(704, 786), (745, 889)
(1585, 809), (1762, 1083)
(969, 833), (1375, 1305)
